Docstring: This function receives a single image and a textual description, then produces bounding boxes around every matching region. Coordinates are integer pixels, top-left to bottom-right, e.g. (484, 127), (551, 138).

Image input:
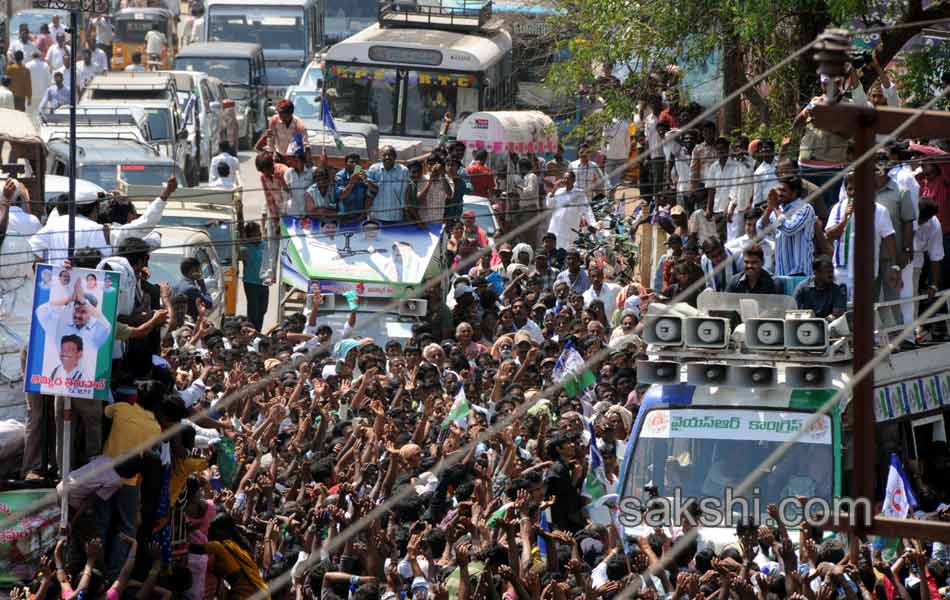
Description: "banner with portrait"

(24, 264), (120, 401)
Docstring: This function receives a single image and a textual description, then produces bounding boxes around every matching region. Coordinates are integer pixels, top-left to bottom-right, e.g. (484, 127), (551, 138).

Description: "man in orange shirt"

(6, 50), (31, 111)
(256, 98), (309, 164)
(256, 152), (289, 283)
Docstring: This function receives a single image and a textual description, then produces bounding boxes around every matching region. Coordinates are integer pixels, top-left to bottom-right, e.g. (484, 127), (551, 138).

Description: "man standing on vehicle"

(365, 145), (408, 224)
(256, 153), (288, 283)
(335, 152), (370, 222)
(258, 99), (310, 164)
(144, 22), (167, 70)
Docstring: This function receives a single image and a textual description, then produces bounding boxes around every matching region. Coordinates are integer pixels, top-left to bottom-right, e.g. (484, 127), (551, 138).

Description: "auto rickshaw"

(111, 7), (177, 71)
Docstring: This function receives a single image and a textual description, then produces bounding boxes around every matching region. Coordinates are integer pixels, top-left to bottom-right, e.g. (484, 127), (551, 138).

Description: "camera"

(849, 49), (873, 71)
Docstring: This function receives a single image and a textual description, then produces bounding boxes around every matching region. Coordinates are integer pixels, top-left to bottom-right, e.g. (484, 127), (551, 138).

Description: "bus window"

(324, 0), (375, 41)
(208, 7), (306, 53)
(404, 70), (478, 137)
(326, 70), (398, 134)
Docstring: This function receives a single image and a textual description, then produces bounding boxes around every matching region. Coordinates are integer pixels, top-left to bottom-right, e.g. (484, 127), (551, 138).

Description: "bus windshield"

(325, 67), (478, 137)
(324, 0), (376, 42)
(176, 57), (250, 87)
(623, 408), (834, 525)
(116, 18), (164, 43)
(208, 6), (306, 54)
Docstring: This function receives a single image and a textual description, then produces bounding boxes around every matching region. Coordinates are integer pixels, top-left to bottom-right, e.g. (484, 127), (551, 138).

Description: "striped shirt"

(367, 162), (409, 222)
(758, 199), (815, 276)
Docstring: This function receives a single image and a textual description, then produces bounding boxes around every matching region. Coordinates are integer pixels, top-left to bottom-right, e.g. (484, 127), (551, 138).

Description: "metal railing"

(378, 0), (493, 30)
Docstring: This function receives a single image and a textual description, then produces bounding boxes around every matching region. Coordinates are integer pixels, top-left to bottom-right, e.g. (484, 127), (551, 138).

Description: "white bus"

(204, 0), (324, 101)
(323, 1), (514, 150)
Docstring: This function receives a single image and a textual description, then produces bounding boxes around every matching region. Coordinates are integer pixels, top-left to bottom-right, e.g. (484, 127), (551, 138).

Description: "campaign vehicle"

(46, 138), (184, 192)
(619, 290), (950, 549)
(276, 218), (444, 344)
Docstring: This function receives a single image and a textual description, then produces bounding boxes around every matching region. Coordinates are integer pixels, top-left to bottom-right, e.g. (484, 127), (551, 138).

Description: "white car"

(147, 226), (226, 326)
(43, 174), (107, 219)
(162, 70), (224, 182)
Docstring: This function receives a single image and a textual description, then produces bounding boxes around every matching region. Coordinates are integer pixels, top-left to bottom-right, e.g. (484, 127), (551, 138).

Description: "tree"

(544, 0), (950, 139)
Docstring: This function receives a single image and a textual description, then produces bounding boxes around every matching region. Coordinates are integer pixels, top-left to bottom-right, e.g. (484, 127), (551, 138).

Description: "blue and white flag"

(582, 420), (609, 502)
(321, 94), (345, 152)
(881, 452), (918, 518)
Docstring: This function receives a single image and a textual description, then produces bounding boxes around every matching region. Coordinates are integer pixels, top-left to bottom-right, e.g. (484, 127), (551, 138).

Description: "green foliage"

(894, 44), (950, 111)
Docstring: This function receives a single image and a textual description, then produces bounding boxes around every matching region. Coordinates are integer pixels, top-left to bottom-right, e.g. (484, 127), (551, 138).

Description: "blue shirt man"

(366, 145), (408, 223)
(335, 153), (369, 220)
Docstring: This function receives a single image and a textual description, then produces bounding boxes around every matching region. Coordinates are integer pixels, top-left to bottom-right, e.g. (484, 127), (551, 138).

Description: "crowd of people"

(3, 24), (950, 600)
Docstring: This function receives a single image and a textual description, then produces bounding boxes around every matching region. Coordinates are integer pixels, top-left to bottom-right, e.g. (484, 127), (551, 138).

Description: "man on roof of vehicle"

(257, 99), (310, 164)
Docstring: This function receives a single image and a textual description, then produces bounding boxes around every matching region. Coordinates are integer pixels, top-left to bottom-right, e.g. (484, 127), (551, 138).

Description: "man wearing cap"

(257, 99), (309, 163)
(31, 176), (176, 266)
(492, 242), (513, 277)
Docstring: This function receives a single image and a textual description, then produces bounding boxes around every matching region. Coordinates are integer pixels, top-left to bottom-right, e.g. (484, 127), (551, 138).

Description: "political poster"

(24, 264), (120, 401)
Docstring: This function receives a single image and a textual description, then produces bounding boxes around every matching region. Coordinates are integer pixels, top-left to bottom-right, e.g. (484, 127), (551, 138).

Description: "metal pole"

(58, 396), (71, 534)
(61, 8), (79, 536)
(67, 10), (78, 259)
(850, 119), (877, 533)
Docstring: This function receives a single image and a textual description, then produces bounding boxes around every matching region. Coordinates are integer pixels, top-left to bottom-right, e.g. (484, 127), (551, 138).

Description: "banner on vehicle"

(639, 408), (832, 445)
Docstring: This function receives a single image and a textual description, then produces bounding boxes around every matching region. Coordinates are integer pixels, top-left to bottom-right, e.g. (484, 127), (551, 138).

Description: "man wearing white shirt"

(46, 33), (68, 72)
(25, 51), (50, 115)
(54, 52), (72, 90)
(0, 78), (14, 109)
(602, 117), (630, 191)
(546, 170), (596, 249)
(726, 209), (775, 271)
(666, 129), (695, 207)
(569, 144), (606, 201)
(210, 142), (240, 182)
(825, 174), (897, 302)
(49, 15), (67, 41)
(725, 136), (755, 242)
(704, 137), (741, 241)
(89, 16), (114, 60)
(124, 52), (145, 71)
(751, 138), (777, 208)
(582, 266), (621, 322)
(76, 49), (98, 90)
(38, 71), (69, 115)
(7, 25), (39, 65)
(912, 198), (944, 329)
(1, 179), (41, 235)
(30, 176), (177, 266)
(85, 40), (109, 74)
